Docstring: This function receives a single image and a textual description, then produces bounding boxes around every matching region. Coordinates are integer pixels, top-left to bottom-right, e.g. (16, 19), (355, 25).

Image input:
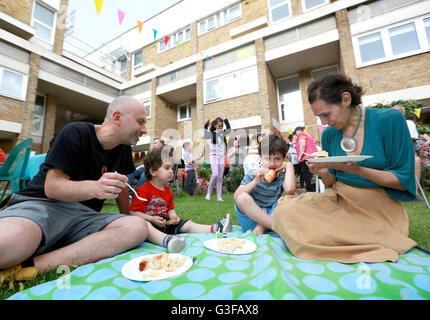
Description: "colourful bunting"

(94, 0), (103, 14)
(164, 35), (170, 46)
(137, 20), (143, 33)
(226, 136), (230, 144)
(236, 135), (240, 140)
(153, 28), (157, 40)
(317, 124), (323, 132)
(138, 152), (142, 157)
(185, 45), (189, 54)
(117, 9), (125, 25)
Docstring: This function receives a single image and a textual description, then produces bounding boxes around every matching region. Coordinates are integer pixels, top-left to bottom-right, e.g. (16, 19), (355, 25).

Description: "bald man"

(391, 104), (423, 201)
(0, 96), (152, 278)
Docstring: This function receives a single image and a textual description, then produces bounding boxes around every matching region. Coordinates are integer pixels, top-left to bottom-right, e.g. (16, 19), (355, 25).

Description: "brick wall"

(53, 0), (69, 55)
(0, 0), (33, 25)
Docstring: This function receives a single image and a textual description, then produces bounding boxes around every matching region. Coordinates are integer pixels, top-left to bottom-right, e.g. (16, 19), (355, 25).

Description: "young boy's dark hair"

(144, 147), (174, 180)
(259, 134), (289, 159)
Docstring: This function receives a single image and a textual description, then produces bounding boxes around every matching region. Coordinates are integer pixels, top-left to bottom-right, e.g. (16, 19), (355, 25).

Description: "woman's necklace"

(340, 106), (362, 153)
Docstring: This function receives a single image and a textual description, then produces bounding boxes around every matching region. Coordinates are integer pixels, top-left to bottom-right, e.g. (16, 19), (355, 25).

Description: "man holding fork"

(0, 96), (161, 280)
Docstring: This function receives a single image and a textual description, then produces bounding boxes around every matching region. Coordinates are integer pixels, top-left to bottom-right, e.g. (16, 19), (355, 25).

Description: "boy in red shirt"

(130, 147), (232, 247)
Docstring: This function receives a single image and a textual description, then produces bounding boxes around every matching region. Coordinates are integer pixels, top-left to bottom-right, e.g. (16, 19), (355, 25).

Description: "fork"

(115, 171), (148, 201)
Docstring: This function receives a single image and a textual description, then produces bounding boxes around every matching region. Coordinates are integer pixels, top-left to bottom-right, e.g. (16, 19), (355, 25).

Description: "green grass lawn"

(1, 191), (429, 300)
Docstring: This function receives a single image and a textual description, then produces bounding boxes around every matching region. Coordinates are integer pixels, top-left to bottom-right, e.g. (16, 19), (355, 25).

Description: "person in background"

(287, 134), (300, 186)
(182, 142), (203, 196)
(391, 105), (423, 201)
(0, 147), (6, 168)
(293, 126), (317, 192)
(204, 116), (231, 202)
(243, 139), (262, 176)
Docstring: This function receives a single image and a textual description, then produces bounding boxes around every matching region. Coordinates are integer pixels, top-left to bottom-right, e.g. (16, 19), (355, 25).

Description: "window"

(277, 75), (304, 123)
(204, 66), (258, 103)
(142, 99), (151, 119)
(354, 16), (430, 67)
(158, 26), (190, 53)
(32, 94), (46, 136)
(198, 3), (242, 35)
(0, 67), (26, 100)
(178, 103), (191, 121)
(425, 17), (430, 46)
(133, 51), (143, 70)
(389, 22), (420, 56)
(116, 57), (128, 78)
(358, 32), (385, 63)
(269, 0), (291, 23)
(32, 2), (56, 44)
(170, 71), (177, 81)
(302, 0), (327, 11)
(206, 79), (220, 102)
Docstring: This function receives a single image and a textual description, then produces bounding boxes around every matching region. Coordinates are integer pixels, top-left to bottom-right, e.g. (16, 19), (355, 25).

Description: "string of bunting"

(92, 0), (220, 61)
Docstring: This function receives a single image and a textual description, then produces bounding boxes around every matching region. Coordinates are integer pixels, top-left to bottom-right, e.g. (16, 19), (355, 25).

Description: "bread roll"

(315, 151), (328, 158)
(264, 170), (276, 183)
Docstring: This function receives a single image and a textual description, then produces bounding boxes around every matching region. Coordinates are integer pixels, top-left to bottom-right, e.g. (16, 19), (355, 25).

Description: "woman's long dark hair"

(308, 73), (364, 108)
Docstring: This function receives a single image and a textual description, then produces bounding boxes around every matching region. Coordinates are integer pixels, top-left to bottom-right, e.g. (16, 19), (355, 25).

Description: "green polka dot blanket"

(8, 226), (430, 300)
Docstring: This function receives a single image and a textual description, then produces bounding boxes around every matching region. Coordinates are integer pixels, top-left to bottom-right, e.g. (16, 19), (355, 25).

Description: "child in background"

(183, 142), (203, 196)
(130, 148), (232, 244)
(243, 139), (261, 176)
(234, 134), (296, 235)
(204, 116), (231, 202)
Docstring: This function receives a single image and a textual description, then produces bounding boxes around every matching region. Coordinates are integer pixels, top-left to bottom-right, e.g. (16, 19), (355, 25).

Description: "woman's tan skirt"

(272, 181), (417, 263)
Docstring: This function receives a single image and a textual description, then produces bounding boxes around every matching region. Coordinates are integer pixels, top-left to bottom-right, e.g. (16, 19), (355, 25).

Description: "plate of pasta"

(203, 238), (257, 255)
(121, 252), (193, 281)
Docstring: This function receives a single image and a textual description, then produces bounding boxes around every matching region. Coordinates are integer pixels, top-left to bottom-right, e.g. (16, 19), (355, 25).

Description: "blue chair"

(0, 138), (33, 200)
(22, 153), (47, 187)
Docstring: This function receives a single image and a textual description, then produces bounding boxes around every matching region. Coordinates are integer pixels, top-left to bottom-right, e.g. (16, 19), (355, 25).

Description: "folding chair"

(0, 138), (33, 200)
(416, 175), (430, 209)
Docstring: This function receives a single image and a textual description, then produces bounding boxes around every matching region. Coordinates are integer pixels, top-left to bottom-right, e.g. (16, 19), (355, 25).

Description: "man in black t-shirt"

(0, 96), (171, 278)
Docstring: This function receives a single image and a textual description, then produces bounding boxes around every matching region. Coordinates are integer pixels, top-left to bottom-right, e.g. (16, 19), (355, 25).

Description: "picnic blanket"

(8, 225), (430, 300)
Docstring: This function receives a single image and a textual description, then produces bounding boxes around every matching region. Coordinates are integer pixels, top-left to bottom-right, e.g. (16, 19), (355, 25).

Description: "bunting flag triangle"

(152, 28), (157, 40)
(226, 136), (230, 144)
(317, 124), (323, 132)
(185, 45), (189, 54)
(117, 9), (125, 25)
(191, 142), (194, 147)
(137, 20), (143, 33)
(414, 108), (421, 119)
(164, 35), (170, 46)
(94, 0), (103, 14)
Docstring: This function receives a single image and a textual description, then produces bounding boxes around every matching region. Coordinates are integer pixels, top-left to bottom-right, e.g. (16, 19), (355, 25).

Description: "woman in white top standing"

(204, 116), (231, 202)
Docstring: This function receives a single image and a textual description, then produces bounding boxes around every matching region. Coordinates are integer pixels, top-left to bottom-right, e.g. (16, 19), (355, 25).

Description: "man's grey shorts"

(0, 193), (125, 256)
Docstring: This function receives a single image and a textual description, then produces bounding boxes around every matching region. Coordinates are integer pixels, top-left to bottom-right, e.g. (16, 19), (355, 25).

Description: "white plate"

(308, 155), (373, 163)
(121, 253), (193, 281)
(203, 238), (257, 255)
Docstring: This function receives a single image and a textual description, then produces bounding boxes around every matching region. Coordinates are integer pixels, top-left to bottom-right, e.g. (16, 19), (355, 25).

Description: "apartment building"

(1, 0), (429, 158)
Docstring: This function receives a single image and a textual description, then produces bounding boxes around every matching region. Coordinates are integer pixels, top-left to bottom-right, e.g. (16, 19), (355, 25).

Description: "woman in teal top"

(321, 107), (415, 202)
(270, 73), (417, 263)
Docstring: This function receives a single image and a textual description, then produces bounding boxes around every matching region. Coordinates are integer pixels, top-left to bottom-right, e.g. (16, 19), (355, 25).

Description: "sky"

(64, 0), (181, 57)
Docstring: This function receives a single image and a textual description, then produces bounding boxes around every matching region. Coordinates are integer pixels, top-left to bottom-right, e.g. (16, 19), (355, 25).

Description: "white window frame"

(177, 102), (191, 122)
(158, 26), (191, 53)
(301, 0), (329, 13)
(0, 66), (28, 101)
(133, 51), (143, 71)
(197, 3), (242, 36)
(32, 94), (46, 137)
(141, 99), (151, 119)
(352, 14), (430, 68)
(276, 74), (304, 125)
(204, 66), (258, 104)
(268, 0), (292, 24)
(31, 1), (57, 45)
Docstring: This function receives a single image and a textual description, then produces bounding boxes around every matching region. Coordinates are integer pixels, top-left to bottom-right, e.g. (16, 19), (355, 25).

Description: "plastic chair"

(22, 153), (47, 188)
(416, 175), (430, 209)
(0, 138), (33, 201)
